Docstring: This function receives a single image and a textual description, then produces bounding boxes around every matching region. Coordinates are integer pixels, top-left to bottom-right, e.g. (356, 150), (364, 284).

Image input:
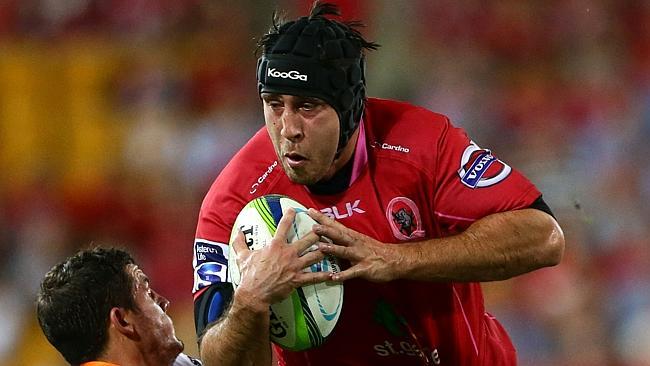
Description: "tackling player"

(192, 2), (565, 365)
(37, 247), (201, 366)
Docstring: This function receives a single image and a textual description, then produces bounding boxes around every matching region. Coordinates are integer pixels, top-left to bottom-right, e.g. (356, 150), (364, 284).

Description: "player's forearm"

(394, 209), (564, 282)
(200, 289), (272, 366)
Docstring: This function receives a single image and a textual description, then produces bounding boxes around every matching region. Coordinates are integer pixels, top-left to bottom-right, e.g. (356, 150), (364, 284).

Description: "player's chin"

(284, 166), (321, 185)
(155, 336), (184, 365)
(164, 322), (185, 353)
(174, 337), (184, 353)
(166, 336), (185, 357)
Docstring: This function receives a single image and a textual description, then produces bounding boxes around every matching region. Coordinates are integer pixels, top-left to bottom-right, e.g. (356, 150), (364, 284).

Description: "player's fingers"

(296, 271), (333, 286)
(329, 266), (360, 282)
(308, 208), (362, 248)
(292, 231), (321, 255)
(310, 218), (356, 248)
(314, 226), (352, 247)
(307, 208), (338, 226)
(318, 242), (362, 261)
(274, 208), (297, 243)
(231, 230), (249, 258)
(297, 249), (325, 270)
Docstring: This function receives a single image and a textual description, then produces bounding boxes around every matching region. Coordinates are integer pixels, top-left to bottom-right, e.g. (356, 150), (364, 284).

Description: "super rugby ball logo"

(458, 141), (511, 188)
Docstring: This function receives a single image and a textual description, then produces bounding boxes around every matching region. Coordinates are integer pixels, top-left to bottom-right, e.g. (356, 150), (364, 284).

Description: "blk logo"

(320, 200), (365, 219)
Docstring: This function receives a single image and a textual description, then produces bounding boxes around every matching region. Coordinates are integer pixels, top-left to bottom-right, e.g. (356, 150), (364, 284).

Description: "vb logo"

(320, 200), (365, 219)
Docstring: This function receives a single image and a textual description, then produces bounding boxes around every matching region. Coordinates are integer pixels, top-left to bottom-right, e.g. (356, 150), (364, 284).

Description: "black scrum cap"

(257, 15), (367, 152)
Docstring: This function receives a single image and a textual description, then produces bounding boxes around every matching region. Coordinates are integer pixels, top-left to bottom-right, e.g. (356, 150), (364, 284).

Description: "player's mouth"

(284, 152), (308, 168)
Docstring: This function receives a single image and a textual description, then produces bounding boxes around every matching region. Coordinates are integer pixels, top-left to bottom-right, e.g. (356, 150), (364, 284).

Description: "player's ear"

(109, 307), (137, 338)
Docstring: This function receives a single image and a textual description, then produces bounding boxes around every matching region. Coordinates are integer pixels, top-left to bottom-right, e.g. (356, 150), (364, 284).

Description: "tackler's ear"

(109, 307), (137, 338)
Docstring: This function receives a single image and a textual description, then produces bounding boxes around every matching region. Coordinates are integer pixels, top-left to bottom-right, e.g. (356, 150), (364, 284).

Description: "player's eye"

(267, 100), (283, 109)
(301, 103), (316, 111)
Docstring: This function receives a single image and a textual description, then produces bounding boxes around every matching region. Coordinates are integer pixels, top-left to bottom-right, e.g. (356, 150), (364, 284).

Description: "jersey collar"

(349, 117), (368, 186)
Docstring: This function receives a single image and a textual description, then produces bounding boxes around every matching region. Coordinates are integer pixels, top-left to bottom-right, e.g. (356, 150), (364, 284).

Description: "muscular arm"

(199, 210), (331, 366)
(200, 287), (272, 366)
(395, 208), (563, 281)
(311, 208), (564, 282)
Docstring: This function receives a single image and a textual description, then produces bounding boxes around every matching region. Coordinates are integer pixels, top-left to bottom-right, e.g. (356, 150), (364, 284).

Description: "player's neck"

(101, 334), (154, 366)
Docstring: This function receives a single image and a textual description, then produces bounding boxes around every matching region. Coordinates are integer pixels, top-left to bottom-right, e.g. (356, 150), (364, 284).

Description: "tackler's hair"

(36, 247), (137, 364)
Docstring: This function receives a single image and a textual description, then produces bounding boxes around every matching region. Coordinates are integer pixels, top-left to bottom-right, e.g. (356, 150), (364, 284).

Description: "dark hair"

(257, 1), (379, 57)
(256, 1), (379, 153)
(36, 247), (137, 364)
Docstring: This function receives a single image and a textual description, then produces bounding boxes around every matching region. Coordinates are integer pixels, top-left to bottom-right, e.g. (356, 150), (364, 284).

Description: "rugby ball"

(228, 194), (343, 351)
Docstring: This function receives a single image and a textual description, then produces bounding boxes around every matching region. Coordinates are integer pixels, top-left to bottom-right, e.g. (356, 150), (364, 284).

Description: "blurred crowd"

(0, 1), (648, 365)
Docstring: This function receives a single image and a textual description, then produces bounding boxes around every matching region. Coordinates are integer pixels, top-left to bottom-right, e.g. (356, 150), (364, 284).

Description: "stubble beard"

(283, 162), (319, 185)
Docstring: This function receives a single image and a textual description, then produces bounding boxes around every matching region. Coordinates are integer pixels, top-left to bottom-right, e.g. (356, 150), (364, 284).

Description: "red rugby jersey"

(194, 98), (540, 365)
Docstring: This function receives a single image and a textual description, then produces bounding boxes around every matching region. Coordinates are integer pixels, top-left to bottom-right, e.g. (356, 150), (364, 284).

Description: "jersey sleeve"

(192, 175), (245, 337)
(432, 119), (541, 233)
(192, 128), (270, 294)
(192, 186), (242, 294)
(191, 127), (277, 337)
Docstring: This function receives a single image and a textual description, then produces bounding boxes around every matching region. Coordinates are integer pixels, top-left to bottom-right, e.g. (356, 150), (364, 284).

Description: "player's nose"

(280, 109), (304, 142)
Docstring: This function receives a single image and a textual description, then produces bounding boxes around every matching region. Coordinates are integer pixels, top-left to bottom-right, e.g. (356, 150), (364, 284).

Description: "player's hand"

(231, 208), (332, 310)
(308, 208), (399, 282)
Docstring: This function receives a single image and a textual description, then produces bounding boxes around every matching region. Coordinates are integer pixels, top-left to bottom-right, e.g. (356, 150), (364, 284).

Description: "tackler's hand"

(308, 208), (400, 283)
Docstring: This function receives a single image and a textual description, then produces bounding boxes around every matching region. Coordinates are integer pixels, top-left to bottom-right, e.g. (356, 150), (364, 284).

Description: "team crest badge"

(458, 141), (511, 188)
(386, 197), (425, 240)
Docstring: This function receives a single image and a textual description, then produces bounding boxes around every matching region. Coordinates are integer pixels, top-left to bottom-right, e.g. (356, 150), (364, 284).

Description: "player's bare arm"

(309, 208), (564, 282)
(199, 287), (272, 366)
(200, 209), (331, 366)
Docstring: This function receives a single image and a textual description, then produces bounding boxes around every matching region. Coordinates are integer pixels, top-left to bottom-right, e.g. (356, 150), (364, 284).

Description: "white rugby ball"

(228, 194), (343, 351)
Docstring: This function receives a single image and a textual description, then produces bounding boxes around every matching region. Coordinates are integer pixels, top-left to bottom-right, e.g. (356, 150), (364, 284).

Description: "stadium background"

(1, 0), (649, 365)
